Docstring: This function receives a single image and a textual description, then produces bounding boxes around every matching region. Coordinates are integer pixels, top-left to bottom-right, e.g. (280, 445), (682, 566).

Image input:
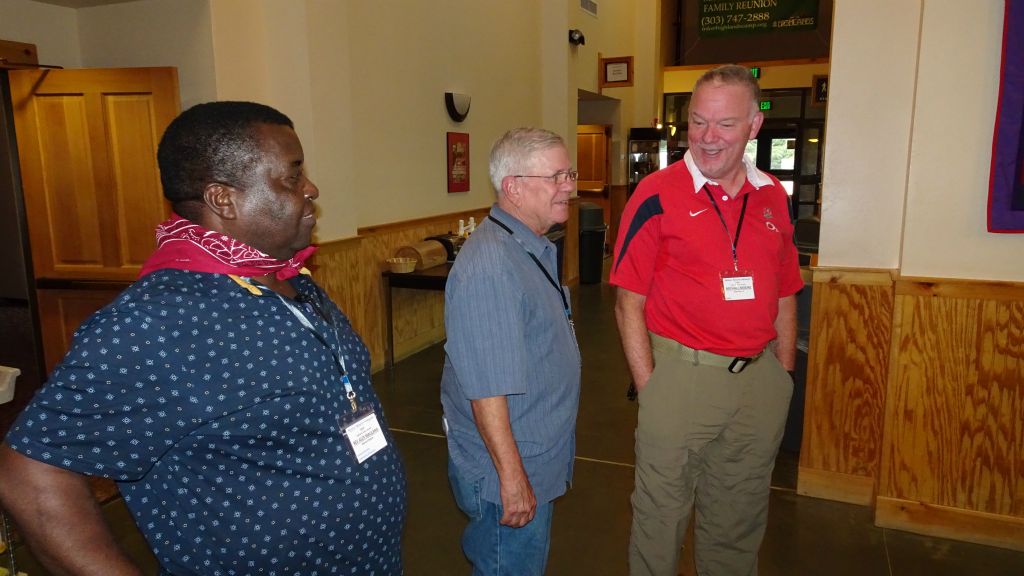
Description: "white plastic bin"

(0, 366), (19, 405)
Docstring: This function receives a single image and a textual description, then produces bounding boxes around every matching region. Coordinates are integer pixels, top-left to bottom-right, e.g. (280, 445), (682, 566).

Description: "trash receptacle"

(579, 202), (607, 284)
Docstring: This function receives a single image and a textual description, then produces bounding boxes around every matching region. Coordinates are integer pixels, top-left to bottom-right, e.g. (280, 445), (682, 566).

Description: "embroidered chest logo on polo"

(763, 208), (774, 219)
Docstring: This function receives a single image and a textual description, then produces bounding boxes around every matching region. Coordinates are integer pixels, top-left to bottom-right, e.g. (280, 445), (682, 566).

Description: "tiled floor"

(5, 276), (1024, 575)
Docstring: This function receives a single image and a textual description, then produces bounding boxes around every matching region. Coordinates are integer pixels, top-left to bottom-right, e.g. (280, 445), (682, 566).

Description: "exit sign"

(750, 67), (761, 79)
(759, 100), (772, 111)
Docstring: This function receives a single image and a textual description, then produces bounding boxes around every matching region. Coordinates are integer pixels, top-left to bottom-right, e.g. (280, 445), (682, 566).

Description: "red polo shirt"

(610, 151), (803, 357)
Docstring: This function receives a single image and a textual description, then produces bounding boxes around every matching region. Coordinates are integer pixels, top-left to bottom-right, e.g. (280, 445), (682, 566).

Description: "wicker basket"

(386, 257), (417, 274)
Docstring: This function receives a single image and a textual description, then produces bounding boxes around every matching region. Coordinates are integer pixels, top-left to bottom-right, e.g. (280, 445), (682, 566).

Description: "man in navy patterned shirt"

(0, 102), (406, 575)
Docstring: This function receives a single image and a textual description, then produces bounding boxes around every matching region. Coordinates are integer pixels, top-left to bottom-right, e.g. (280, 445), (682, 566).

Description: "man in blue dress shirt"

(441, 127), (582, 576)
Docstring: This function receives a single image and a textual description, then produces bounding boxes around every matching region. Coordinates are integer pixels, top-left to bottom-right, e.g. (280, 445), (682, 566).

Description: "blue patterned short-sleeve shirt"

(5, 270), (406, 575)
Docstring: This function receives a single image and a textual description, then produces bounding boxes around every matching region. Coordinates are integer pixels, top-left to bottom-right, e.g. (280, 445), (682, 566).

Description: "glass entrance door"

(743, 121), (822, 222)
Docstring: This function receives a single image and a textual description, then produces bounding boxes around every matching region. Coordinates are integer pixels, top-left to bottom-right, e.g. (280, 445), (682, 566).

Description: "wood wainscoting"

(799, 268), (1024, 550)
(799, 268), (895, 505)
(876, 277), (1024, 550)
(311, 199), (581, 374)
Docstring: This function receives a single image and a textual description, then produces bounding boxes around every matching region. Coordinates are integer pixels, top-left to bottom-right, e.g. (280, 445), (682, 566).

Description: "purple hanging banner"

(988, 0), (1024, 232)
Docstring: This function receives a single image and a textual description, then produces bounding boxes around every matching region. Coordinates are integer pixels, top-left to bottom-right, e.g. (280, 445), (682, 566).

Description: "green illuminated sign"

(759, 100), (772, 111)
(750, 67), (761, 79)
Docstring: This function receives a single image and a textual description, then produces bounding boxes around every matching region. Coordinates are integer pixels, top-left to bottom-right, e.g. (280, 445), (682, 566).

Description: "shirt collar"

(684, 149), (773, 193)
(488, 204), (553, 253)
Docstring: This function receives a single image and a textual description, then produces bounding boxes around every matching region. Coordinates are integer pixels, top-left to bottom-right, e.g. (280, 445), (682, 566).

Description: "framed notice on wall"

(599, 56), (633, 89)
(447, 132), (469, 193)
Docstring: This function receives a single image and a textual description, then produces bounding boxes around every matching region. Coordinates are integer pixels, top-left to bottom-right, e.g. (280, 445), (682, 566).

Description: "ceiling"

(30, 0), (138, 8)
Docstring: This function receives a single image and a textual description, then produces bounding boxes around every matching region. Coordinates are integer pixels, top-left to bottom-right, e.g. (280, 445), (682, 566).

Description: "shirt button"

(722, 195), (728, 201)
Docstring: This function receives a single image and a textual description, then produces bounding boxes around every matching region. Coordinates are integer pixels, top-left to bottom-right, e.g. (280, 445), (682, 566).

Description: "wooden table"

(382, 263), (452, 369)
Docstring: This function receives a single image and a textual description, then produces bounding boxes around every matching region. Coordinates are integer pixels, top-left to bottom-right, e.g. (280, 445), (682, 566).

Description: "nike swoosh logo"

(689, 209), (708, 217)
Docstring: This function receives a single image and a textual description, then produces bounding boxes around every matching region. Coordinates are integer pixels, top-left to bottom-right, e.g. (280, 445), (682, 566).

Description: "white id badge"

(341, 410), (388, 463)
(721, 271), (755, 301)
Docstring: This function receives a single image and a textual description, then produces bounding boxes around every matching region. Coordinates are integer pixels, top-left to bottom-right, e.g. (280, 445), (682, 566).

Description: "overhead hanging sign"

(698, 0), (819, 37)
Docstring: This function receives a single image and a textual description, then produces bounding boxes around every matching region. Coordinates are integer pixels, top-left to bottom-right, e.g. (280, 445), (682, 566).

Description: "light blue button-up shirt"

(441, 204), (581, 505)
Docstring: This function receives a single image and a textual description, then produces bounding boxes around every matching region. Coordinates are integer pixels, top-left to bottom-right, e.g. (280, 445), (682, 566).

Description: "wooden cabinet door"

(576, 124), (610, 193)
(10, 67), (180, 281)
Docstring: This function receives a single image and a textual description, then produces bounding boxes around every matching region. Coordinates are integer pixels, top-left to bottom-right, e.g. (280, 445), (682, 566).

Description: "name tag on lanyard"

(276, 291), (390, 464)
(340, 409), (388, 464)
(721, 270), (756, 301)
(704, 186), (755, 301)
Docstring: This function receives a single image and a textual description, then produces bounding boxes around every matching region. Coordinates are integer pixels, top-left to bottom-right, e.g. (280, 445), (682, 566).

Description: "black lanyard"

(703, 185), (749, 271)
(487, 215), (572, 322)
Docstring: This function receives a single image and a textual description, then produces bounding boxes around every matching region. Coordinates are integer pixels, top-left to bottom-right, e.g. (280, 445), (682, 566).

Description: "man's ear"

(202, 183), (238, 220)
(748, 111), (765, 140)
(501, 175), (521, 207)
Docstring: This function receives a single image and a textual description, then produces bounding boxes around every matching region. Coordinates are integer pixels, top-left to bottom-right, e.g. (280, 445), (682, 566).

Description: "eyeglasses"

(513, 169), (578, 185)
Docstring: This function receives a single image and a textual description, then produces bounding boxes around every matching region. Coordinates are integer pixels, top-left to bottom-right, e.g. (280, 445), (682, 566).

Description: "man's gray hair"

(489, 128), (566, 194)
(692, 64), (761, 114)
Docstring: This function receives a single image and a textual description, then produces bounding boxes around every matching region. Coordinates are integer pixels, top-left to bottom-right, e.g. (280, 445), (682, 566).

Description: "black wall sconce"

(445, 92), (471, 122)
(568, 29), (586, 46)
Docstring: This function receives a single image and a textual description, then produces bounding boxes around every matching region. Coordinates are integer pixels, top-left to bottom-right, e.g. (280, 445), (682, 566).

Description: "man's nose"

(304, 178), (320, 200)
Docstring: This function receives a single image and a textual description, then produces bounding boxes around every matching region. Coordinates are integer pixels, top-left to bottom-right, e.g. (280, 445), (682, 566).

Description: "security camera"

(569, 29), (586, 46)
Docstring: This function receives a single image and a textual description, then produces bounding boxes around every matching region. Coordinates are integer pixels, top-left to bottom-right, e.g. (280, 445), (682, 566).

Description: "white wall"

(343, 1), (544, 231)
(817, 0), (921, 270)
(206, 0), (550, 240)
(900, 1), (1021, 280)
(4, 0), (653, 243)
(823, 0), (1022, 282)
(77, 0), (216, 109)
(569, 0), (661, 185)
(304, 0), (357, 243)
(543, 0), (573, 158)
(0, 0), (80, 68)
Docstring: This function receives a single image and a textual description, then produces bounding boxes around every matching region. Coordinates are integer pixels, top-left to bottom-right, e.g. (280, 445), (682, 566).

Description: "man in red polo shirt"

(611, 64), (802, 576)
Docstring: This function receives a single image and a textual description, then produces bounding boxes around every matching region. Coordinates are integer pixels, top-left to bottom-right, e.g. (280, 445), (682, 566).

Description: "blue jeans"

(448, 460), (554, 576)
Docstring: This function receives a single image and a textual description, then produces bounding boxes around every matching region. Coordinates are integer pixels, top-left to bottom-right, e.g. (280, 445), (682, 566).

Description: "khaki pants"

(629, 333), (793, 576)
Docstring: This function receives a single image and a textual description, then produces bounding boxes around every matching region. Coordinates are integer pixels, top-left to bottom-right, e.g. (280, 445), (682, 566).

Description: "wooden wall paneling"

(308, 236), (376, 360)
(874, 496), (1024, 552)
(355, 208), (490, 371)
(798, 268), (895, 505)
(876, 278), (1024, 550)
(367, 221), (451, 362)
(315, 204), (583, 374)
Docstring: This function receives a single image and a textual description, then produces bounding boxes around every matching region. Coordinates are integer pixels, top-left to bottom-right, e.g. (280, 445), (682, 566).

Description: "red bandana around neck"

(139, 214), (317, 281)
